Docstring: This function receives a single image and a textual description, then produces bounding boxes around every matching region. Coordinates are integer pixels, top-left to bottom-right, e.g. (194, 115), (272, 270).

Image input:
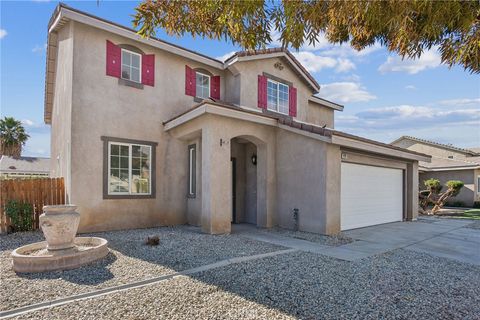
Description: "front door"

(231, 157), (237, 223)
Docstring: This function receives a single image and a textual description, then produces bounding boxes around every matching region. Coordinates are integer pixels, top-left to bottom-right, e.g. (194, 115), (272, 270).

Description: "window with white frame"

(108, 142), (151, 195)
(267, 79), (289, 114)
(121, 49), (141, 83)
(196, 72), (210, 99)
(188, 144), (196, 197)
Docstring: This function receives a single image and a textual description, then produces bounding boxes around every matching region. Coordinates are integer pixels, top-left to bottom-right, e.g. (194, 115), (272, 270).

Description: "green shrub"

(424, 178), (442, 193)
(473, 201), (480, 209)
(5, 200), (34, 232)
(446, 180), (464, 197)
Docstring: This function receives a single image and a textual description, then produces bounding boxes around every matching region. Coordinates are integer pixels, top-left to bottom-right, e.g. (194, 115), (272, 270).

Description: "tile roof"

(391, 136), (480, 156)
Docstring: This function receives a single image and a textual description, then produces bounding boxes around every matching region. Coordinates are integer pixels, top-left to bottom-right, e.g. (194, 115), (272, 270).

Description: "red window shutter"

(185, 65), (196, 96)
(257, 75), (267, 109)
(106, 40), (121, 78)
(210, 75), (220, 100)
(141, 54), (155, 86)
(289, 86), (297, 117)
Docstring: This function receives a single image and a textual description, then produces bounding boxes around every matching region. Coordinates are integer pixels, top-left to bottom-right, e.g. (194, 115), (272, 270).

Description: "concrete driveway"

(238, 218), (480, 265)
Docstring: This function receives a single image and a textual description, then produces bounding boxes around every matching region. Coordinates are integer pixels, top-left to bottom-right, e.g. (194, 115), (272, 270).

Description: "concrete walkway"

(235, 218), (480, 265)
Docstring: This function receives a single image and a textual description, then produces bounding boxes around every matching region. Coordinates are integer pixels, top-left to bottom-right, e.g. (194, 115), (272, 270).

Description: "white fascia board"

(332, 135), (431, 162)
(59, 8), (223, 69)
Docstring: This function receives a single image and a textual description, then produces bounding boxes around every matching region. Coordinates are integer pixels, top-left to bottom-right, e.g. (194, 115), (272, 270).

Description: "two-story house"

(392, 136), (480, 207)
(45, 4), (430, 235)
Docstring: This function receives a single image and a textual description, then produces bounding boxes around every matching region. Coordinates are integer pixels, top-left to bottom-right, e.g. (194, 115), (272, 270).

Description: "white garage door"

(341, 163), (403, 230)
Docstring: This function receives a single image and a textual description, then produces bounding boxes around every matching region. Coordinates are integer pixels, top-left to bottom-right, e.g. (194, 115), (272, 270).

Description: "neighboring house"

(392, 136), (480, 207)
(45, 4), (430, 235)
(0, 156), (50, 178)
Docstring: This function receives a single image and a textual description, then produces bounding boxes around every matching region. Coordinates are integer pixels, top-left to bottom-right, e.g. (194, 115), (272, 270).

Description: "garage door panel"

(341, 163), (403, 230)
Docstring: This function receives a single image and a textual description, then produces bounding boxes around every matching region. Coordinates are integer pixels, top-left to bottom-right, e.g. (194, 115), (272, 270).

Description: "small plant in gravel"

(145, 235), (160, 246)
(5, 199), (34, 233)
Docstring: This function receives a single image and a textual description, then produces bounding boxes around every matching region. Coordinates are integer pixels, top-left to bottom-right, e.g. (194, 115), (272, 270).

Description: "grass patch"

(463, 209), (480, 220)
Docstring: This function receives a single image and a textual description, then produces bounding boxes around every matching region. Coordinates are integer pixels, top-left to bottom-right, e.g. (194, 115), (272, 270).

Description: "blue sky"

(1, 0), (479, 157)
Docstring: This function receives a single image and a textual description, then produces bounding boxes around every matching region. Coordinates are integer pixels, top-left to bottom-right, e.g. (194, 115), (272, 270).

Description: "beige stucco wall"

(67, 21), (228, 232)
(306, 101), (334, 128)
(393, 140), (468, 160)
(420, 169), (475, 207)
(228, 59), (312, 122)
(276, 129), (341, 234)
(50, 22), (74, 203)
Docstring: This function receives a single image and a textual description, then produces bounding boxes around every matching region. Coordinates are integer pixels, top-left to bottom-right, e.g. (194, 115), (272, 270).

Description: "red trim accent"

(289, 86), (297, 117)
(106, 40), (121, 78)
(210, 75), (220, 100)
(185, 65), (196, 96)
(257, 75), (267, 109)
(141, 54), (155, 86)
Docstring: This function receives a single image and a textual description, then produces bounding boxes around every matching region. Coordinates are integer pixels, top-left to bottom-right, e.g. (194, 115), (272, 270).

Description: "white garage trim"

(341, 163), (403, 230)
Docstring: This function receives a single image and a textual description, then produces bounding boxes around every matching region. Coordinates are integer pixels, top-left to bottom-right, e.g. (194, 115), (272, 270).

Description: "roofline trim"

(391, 136), (480, 156)
(163, 102), (277, 131)
(308, 96), (344, 111)
(420, 165), (480, 172)
(52, 5), (224, 68)
(224, 51), (320, 92)
(333, 135), (431, 162)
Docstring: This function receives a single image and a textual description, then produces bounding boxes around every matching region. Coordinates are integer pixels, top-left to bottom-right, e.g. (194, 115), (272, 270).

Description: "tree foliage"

(419, 179), (464, 214)
(0, 117), (29, 158)
(133, 0), (480, 73)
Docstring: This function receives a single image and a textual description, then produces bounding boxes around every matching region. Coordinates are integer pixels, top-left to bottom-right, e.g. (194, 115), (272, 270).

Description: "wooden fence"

(0, 177), (65, 233)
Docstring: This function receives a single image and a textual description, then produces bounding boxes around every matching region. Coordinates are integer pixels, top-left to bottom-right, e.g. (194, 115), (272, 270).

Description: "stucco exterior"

(420, 170), (476, 206)
(45, 4), (428, 235)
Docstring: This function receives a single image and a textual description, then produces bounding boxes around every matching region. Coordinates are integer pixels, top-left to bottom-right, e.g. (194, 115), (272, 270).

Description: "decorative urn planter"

(40, 205), (80, 251)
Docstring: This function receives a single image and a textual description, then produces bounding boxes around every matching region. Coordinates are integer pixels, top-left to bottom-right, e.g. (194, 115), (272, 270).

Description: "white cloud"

(22, 119), (35, 126)
(378, 49), (442, 74)
(318, 82), (376, 103)
(0, 29), (7, 39)
(32, 43), (47, 53)
(335, 58), (356, 73)
(405, 85), (416, 90)
(337, 104), (480, 131)
(215, 51), (236, 62)
(292, 51), (337, 73)
(438, 98), (480, 108)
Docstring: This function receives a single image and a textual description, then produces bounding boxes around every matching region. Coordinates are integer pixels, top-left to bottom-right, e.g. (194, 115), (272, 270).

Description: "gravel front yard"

(2, 224), (480, 319)
(11, 249), (480, 320)
(0, 226), (284, 311)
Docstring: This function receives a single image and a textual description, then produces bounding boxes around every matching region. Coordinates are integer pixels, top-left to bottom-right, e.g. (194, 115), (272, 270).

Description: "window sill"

(187, 194), (196, 199)
(262, 108), (291, 119)
(104, 194), (155, 200)
(118, 78), (144, 89)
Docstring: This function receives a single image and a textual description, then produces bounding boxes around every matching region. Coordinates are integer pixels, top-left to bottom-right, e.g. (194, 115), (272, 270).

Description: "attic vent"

(448, 156), (454, 159)
(8, 166), (16, 170)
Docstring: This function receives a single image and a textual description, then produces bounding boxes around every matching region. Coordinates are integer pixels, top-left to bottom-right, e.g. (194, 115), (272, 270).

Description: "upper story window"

(121, 49), (141, 83)
(267, 79), (289, 115)
(108, 142), (151, 195)
(196, 72), (210, 99)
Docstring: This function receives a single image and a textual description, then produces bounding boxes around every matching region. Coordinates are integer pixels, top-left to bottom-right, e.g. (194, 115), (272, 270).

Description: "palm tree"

(0, 117), (30, 158)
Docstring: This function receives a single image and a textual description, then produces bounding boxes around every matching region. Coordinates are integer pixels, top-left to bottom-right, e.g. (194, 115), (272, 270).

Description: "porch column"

(256, 143), (275, 228)
(406, 161), (419, 221)
(201, 127), (232, 234)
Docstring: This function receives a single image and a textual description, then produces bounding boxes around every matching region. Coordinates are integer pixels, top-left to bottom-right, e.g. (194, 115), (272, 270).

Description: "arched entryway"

(230, 136), (266, 225)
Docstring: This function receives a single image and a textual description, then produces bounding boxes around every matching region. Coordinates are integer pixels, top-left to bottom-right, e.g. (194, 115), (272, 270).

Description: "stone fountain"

(11, 205), (108, 273)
